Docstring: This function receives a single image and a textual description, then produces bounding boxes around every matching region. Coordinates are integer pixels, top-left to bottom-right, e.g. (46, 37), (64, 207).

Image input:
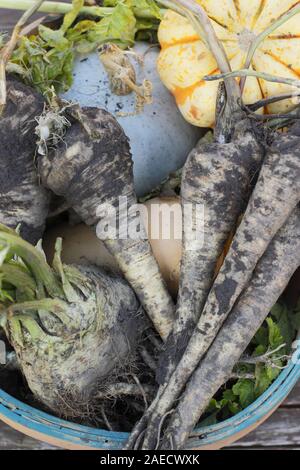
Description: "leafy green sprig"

(3, 0), (162, 98)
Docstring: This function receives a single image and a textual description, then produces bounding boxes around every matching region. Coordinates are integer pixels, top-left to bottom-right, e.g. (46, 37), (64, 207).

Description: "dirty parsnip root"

(160, 205), (300, 449)
(36, 105), (174, 340)
(0, 226), (146, 419)
(0, 77), (50, 243)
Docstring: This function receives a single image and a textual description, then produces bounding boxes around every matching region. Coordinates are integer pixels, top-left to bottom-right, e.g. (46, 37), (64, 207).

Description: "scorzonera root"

(137, 115), (300, 450)
(0, 225), (146, 419)
(0, 77), (50, 243)
(160, 205), (300, 449)
(156, 0), (264, 384)
(36, 105), (174, 340)
(126, 0), (264, 449)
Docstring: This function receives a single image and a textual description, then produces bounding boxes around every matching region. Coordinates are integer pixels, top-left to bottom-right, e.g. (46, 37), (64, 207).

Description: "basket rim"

(0, 352), (299, 449)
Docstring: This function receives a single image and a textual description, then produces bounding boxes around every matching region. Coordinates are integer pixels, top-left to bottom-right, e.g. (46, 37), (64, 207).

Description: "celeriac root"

(0, 228), (146, 419)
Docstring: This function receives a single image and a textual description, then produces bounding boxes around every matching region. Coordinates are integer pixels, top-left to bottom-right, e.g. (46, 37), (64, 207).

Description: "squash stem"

(205, 69), (300, 89)
(241, 4), (300, 93)
(161, 0), (241, 110)
(0, 1), (165, 19)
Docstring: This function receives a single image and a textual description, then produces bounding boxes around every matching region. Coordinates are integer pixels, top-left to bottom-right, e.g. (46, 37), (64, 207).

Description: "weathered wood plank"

(0, 421), (56, 450)
(232, 408), (300, 448)
(1, 407), (299, 449)
(283, 381), (300, 406)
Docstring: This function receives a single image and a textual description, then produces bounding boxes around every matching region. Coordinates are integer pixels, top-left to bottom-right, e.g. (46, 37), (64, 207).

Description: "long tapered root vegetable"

(0, 77), (50, 243)
(0, 226), (146, 419)
(137, 118), (300, 450)
(36, 105), (174, 340)
(160, 205), (300, 449)
(157, 114), (264, 384)
(155, 0), (263, 384)
(126, 0), (264, 450)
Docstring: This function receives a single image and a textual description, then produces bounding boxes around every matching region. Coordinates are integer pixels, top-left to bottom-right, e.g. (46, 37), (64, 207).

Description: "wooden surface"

(0, 5), (299, 452)
(0, 381), (299, 450)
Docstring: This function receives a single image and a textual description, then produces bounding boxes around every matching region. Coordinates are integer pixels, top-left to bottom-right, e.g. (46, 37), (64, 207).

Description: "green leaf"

(66, 20), (96, 42)
(254, 363), (272, 396)
(38, 25), (69, 50)
(61, 0), (85, 33)
(87, 3), (137, 48)
(253, 344), (267, 356)
(222, 389), (235, 402)
(266, 317), (284, 350)
(132, 0), (162, 19)
(104, 0), (162, 19)
(232, 379), (255, 408)
(228, 401), (241, 415)
(198, 411), (219, 427)
(252, 324), (268, 348)
(271, 302), (294, 349)
(12, 36), (74, 97)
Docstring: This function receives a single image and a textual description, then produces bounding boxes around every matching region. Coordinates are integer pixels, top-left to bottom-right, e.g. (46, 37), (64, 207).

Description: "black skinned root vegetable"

(155, 0), (264, 384)
(135, 119), (300, 450)
(126, 0), (264, 449)
(160, 205), (300, 449)
(36, 105), (174, 340)
(0, 77), (50, 244)
(157, 96), (264, 383)
(0, 225), (146, 420)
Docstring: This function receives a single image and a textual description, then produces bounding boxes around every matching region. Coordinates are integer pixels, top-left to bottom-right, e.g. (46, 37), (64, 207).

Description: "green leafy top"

(0, 224), (98, 349)
(5, 0), (162, 99)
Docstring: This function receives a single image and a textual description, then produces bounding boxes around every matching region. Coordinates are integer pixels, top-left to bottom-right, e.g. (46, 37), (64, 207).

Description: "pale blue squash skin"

(62, 43), (201, 197)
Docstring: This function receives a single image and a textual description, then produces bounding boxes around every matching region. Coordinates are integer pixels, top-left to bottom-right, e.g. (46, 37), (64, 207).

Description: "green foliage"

(87, 2), (137, 48)
(199, 299), (300, 427)
(8, 0), (161, 99)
